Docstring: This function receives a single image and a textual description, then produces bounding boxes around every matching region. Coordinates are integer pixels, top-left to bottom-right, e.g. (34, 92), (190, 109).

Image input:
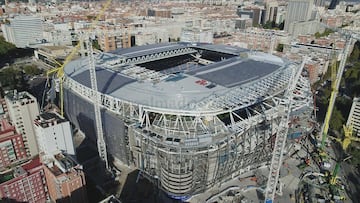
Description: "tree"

(92, 39), (102, 51)
(276, 44), (284, 52)
(23, 65), (42, 76)
(329, 107), (345, 131)
(0, 36), (15, 55)
(314, 28), (334, 39)
(278, 21), (284, 30)
(0, 66), (20, 89)
(349, 42), (360, 62)
(263, 21), (275, 29)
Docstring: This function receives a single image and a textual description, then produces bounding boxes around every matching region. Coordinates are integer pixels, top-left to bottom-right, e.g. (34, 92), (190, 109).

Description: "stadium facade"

(62, 43), (313, 199)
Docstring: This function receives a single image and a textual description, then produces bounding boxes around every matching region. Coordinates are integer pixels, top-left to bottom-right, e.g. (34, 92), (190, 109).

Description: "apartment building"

(34, 112), (75, 157)
(347, 97), (360, 136)
(5, 91), (40, 157)
(0, 157), (47, 203)
(43, 153), (87, 203)
(0, 119), (27, 169)
(1, 15), (43, 48)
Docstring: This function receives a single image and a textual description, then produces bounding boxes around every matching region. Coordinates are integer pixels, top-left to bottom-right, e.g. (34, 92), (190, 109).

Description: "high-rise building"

(284, 0), (314, 32)
(43, 153), (87, 203)
(34, 112), (75, 157)
(1, 15), (43, 48)
(347, 97), (360, 136)
(0, 157), (47, 203)
(5, 91), (40, 157)
(266, 1), (279, 22)
(0, 119), (27, 169)
(98, 34), (131, 52)
(147, 8), (172, 18)
(237, 6), (266, 26)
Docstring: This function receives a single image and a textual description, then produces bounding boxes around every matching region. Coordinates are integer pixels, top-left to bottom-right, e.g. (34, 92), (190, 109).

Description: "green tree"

(23, 65), (42, 76)
(92, 39), (102, 51)
(329, 107), (345, 131)
(0, 66), (20, 89)
(276, 44), (284, 52)
(0, 36), (16, 55)
(314, 29), (334, 39)
(349, 43), (359, 62)
(263, 21), (275, 29)
(278, 21), (284, 30)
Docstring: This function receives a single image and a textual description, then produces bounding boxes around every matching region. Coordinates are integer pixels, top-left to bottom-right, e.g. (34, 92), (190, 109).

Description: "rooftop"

(34, 112), (67, 128)
(45, 153), (80, 176)
(5, 91), (36, 102)
(0, 157), (42, 184)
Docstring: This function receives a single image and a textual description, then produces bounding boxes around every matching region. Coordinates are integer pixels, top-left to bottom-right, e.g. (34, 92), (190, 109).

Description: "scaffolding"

(62, 45), (314, 198)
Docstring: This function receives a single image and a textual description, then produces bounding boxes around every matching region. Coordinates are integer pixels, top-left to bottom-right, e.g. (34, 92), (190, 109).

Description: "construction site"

(48, 40), (315, 202)
(38, 2), (360, 202)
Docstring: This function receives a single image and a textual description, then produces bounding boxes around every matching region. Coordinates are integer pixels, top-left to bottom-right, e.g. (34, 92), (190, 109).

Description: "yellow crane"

(330, 125), (360, 152)
(46, 0), (112, 116)
(319, 34), (355, 151)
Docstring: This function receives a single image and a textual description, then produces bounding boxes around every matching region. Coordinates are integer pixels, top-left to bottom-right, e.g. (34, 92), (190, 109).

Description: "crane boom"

(45, 0), (112, 116)
(87, 37), (109, 169)
(320, 36), (354, 149)
(264, 58), (307, 202)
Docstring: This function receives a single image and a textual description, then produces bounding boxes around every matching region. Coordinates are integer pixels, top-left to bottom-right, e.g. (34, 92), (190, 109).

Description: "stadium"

(62, 43), (313, 199)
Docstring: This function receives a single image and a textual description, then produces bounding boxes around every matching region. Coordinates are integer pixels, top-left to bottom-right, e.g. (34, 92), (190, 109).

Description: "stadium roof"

(64, 43), (292, 111)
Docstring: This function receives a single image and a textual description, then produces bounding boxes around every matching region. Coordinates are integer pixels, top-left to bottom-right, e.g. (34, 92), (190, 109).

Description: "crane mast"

(264, 58), (306, 202)
(320, 35), (354, 149)
(86, 37), (109, 169)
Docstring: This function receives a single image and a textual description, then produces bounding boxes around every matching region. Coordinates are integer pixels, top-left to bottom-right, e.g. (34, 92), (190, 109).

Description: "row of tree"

(0, 65), (43, 91)
(314, 28), (334, 39)
(0, 36), (15, 56)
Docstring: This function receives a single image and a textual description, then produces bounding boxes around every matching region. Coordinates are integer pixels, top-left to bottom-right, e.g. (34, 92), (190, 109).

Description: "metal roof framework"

(63, 48), (313, 198)
(64, 60), (311, 141)
(101, 46), (197, 68)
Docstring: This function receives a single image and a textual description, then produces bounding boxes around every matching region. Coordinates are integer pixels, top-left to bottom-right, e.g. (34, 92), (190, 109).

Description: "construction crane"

(86, 36), (109, 169)
(313, 27), (360, 200)
(264, 58), (307, 203)
(45, 0), (112, 116)
(319, 34), (355, 150)
(330, 125), (360, 152)
(326, 124), (359, 200)
(45, 42), (82, 116)
(45, 0), (112, 169)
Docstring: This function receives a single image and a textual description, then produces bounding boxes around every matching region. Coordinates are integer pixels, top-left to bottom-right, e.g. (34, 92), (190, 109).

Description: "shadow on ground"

(120, 170), (183, 203)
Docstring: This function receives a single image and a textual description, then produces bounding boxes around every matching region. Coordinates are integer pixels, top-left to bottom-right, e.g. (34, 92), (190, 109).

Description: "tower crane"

(313, 27), (360, 200)
(45, 0), (113, 169)
(318, 124), (360, 201)
(314, 19), (360, 149)
(45, 0), (112, 116)
(319, 34), (355, 150)
(86, 36), (109, 169)
(264, 58), (307, 203)
(330, 125), (360, 152)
